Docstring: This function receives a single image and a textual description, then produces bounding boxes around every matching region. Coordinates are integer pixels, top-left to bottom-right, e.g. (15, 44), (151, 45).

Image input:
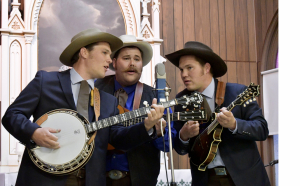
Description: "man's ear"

(112, 58), (117, 69)
(79, 47), (88, 59)
(205, 63), (211, 74)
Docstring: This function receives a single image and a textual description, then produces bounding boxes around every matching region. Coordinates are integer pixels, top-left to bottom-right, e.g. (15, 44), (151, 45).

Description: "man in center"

(95, 35), (176, 186)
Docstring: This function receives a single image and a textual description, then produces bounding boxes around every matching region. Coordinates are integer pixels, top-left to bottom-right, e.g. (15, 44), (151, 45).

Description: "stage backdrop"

(38, 0), (125, 72)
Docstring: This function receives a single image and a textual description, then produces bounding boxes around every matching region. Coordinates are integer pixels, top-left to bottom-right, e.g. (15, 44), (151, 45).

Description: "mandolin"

(190, 83), (260, 171)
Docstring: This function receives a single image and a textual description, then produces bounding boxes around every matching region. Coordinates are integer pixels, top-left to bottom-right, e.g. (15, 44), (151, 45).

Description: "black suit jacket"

(2, 70), (154, 186)
(173, 79), (271, 186)
(95, 75), (162, 186)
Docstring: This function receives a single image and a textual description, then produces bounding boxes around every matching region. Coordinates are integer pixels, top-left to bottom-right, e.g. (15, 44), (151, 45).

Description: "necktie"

(201, 95), (212, 121)
(77, 80), (90, 120)
(114, 88), (128, 108)
(199, 96), (212, 133)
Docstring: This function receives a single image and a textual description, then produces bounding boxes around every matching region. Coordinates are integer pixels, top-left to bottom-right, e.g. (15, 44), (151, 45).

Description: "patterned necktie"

(114, 88), (128, 108)
(77, 80), (90, 120)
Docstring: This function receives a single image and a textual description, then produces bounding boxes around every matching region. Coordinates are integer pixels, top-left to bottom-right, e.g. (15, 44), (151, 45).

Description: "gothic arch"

(9, 40), (22, 105)
(260, 10), (278, 72)
(30, 0), (138, 35)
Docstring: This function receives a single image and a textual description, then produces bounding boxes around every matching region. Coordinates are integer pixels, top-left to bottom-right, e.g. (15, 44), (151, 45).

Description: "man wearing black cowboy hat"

(95, 35), (176, 186)
(2, 28), (165, 186)
(165, 41), (270, 186)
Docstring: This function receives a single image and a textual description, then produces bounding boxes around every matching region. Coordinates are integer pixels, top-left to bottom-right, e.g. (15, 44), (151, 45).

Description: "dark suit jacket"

(2, 70), (154, 186)
(95, 75), (161, 186)
(173, 79), (271, 186)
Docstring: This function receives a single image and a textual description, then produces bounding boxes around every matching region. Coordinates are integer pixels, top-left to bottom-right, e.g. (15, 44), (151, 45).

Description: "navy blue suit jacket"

(173, 79), (271, 186)
(2, 70), (154, 186)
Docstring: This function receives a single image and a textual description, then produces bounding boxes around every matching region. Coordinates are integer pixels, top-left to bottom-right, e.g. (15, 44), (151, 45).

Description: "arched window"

(38, 0), (126, 71)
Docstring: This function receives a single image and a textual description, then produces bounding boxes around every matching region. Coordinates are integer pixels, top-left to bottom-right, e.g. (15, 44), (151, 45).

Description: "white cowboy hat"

(109, 35), (153, 70)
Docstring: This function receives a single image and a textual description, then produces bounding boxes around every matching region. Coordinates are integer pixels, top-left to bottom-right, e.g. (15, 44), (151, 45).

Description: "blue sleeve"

(109, 98), (158, 151)
(152, 108), (177, 152)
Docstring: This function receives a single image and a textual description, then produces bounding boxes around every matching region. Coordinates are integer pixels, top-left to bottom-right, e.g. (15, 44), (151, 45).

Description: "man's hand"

(144, 98), (165, 132)
(180, 121), (199, 141)
(31, 127), (61, 149)
(155, 118), (166, 137)
(216, 107), (236, 130)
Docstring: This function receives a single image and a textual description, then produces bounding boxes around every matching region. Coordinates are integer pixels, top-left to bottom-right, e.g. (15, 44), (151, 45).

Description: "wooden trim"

(258, 9), (278, 186)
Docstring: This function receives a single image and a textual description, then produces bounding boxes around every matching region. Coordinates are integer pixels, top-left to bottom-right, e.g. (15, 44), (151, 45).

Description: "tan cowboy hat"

(60, 28), (123, 66)
(109, 35), (153, 70)
(165, 41), (227, 78)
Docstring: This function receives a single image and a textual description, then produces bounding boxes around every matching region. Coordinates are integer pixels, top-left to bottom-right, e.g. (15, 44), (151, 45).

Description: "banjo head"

(28, 109), (94, 175)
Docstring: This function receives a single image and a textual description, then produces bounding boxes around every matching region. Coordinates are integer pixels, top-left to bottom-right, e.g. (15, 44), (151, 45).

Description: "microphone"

(155, 63), (167, 103)
(155, 63), (177, 185)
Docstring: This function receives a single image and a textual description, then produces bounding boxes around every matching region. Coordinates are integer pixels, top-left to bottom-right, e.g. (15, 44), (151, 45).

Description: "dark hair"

(70, 42), (100, 64)
(195, 56), (214, 76)
(113, 46), (143, 59)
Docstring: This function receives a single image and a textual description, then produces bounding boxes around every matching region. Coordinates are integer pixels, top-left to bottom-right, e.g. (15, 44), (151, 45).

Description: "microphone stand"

(164, 87), (177, 186)
(264, 159), (278, 167)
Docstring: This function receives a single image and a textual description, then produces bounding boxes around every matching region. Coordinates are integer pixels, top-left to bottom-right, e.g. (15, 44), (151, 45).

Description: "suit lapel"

(214, 78), (219, 110)
(95, 75), (115, 95)
(57, 70), (76, 110)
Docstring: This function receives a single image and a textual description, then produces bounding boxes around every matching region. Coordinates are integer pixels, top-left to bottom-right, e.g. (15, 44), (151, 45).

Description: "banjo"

(27, 92), (203, 175)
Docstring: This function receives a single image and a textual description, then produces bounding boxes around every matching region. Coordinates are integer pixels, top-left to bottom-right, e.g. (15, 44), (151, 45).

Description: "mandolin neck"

(207, 101), (237, 134)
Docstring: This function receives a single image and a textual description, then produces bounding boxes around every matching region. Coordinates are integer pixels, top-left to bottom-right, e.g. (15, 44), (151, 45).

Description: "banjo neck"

(85, 99), (176, 133)
(85, 92), (203, 133)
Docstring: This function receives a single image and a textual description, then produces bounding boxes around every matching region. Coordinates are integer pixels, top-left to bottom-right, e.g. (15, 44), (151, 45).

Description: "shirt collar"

(70, 68), (95, 89)
(114, 77), (137, 94)
(201, 78), (214, 99)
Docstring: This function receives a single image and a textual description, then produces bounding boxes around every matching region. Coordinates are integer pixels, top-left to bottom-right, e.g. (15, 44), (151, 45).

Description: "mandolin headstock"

(235, 83), (260, 107)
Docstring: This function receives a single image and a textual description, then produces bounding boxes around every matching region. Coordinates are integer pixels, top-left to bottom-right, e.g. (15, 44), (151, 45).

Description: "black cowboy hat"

(165, 41), (227, 77)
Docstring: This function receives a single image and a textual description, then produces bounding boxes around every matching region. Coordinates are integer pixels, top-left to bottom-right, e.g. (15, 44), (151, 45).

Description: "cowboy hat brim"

(165, 48), (227, 78)
(60, 31), (123, 66)
(109, 41), (153, 70)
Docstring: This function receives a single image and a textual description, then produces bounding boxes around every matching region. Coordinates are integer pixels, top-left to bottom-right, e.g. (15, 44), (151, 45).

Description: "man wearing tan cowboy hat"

(2, 29), (165, 186)
(95, 35), (176, 186)
(166, 41), (270, 186)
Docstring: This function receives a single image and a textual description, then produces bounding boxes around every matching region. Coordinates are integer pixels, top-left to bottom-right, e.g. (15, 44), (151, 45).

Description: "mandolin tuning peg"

(253, 98), (256, 101)
(194, 104), (198, 107)
(183, 95), (187, 98)
(243, 104), (246, 107)
(249, 99), (252, 102)
(246, 101), (249, 104)
(197, 100), (201, 104)
(182, 105), (187, 109)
